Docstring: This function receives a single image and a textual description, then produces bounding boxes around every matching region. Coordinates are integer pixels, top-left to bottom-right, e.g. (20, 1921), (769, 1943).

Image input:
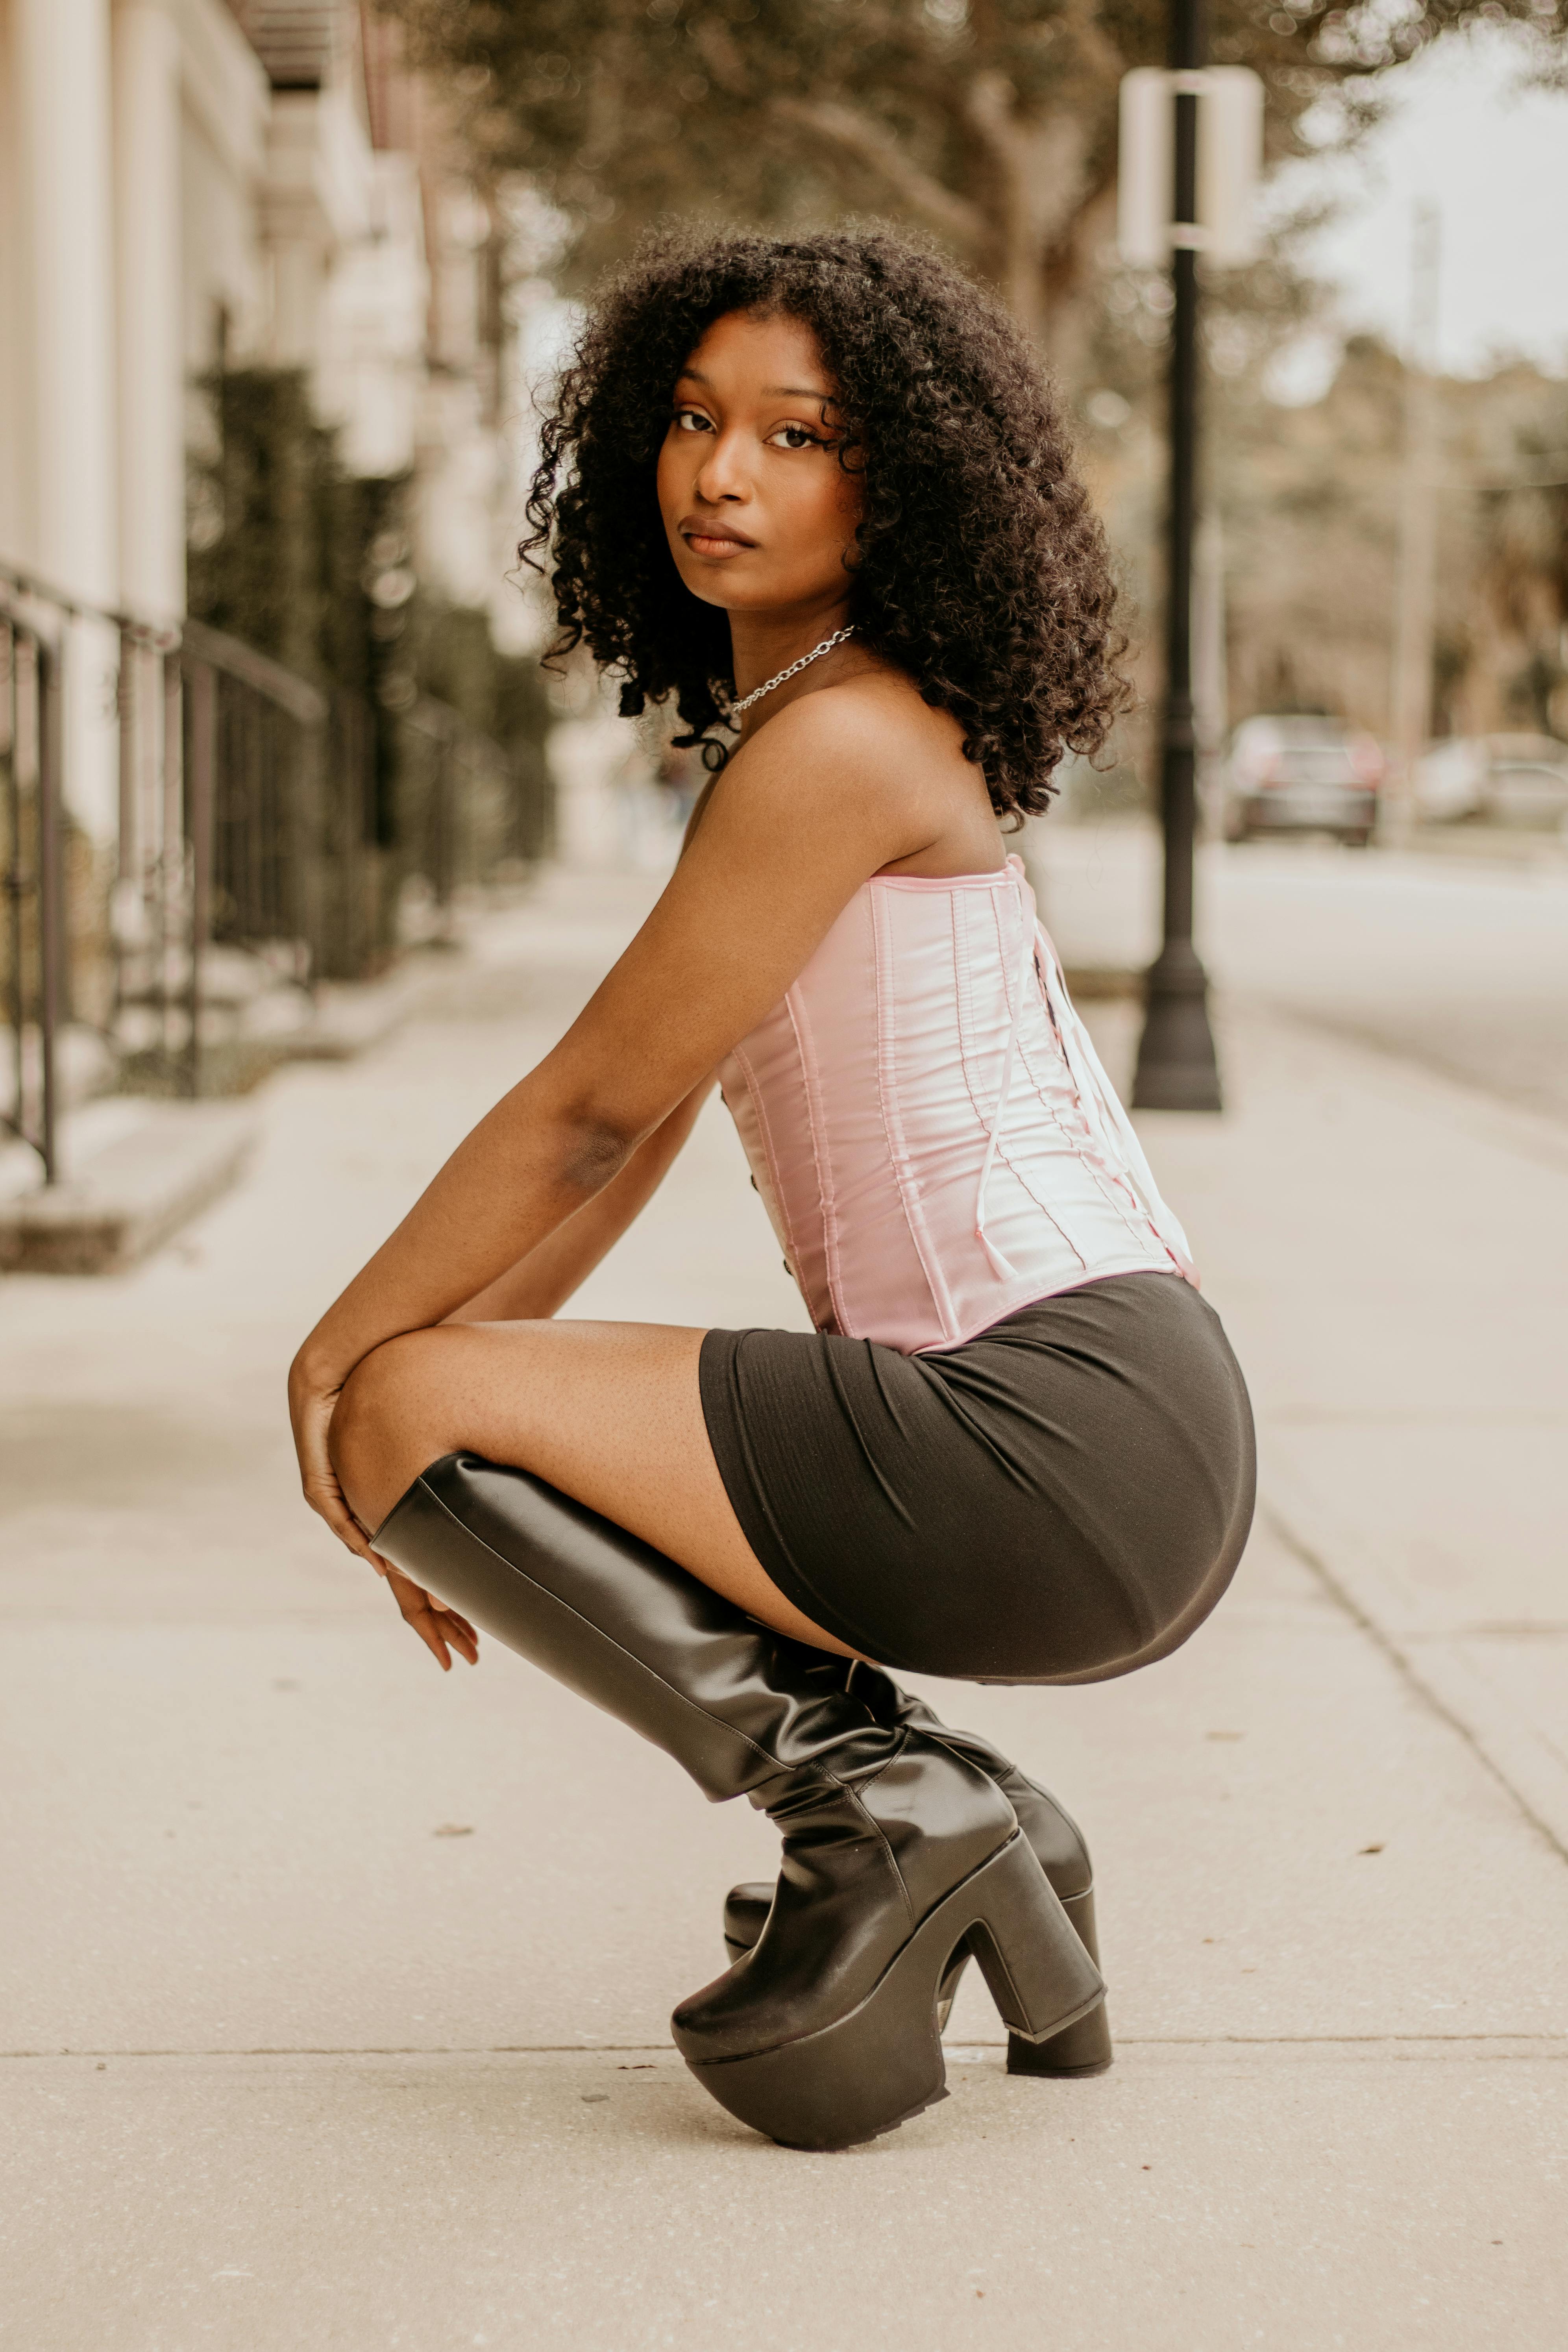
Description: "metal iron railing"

(1, 560), (534, 1183)
(398, 694), (531, 943)
(0, 585), (69, 1180)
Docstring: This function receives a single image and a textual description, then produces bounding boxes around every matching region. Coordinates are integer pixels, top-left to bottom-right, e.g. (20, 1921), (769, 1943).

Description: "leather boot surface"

(867, 1667), (1094, 1897)
(721, 1663), (1114, 2080)
(672, 1734), (1019, 2065)
(372, 1453), (1104, 2147)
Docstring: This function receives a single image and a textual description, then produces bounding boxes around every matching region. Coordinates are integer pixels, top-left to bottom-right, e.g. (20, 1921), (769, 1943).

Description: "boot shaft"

(849, 1663), (1094, 1899)
(376, 1456), (910, 1805)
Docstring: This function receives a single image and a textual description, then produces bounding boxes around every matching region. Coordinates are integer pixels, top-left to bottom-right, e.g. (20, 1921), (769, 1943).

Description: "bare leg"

(328, 1319), (862, 1660)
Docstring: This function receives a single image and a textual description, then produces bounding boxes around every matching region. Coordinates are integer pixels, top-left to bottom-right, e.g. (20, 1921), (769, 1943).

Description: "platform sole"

(725, 1882), (1114, 2078)
(679, 1830), (1105, 2152)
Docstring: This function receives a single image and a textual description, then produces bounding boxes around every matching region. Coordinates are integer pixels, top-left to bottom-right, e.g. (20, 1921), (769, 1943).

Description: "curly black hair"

(521, 224), (1130, 819)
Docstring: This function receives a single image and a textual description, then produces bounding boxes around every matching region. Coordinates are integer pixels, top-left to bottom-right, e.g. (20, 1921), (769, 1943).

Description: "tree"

(379, 0), (1564, 368)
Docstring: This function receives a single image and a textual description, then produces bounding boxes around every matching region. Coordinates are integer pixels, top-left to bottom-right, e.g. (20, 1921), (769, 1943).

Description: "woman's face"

(656, 309), (863, 622)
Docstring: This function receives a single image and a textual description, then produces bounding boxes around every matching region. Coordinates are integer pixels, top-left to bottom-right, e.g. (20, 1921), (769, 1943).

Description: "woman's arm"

(289, 686), (948, 1556)
(445, 782), (723, 1329)
(443, 1080), (712, 1325)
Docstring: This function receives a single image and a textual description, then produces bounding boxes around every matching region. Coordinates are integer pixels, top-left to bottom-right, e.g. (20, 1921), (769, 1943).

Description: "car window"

(1277, 721), (1349, 745)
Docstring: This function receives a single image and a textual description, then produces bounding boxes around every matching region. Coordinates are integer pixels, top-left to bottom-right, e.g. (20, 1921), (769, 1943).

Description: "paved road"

(1030, 824), (1568, 1123)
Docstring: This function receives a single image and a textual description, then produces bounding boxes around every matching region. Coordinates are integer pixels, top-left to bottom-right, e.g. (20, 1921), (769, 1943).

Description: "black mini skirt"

(698, 1271), (1255, 1685)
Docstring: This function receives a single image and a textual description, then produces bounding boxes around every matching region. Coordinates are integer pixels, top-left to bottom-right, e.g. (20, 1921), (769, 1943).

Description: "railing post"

(2, 621), (23, 1154)
(35, 631), (65, 1185)
(116, 625), (137, 884)
(301, 709), (327, 990)
(434, 718), (454, 941)
(112, 626), (137, 1047)
(185, 656), (214, 1100)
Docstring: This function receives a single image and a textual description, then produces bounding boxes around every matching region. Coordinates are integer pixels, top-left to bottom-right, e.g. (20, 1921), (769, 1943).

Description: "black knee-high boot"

(371, 1452), (1104, 2151)
(721, 1664), (1113, 2078)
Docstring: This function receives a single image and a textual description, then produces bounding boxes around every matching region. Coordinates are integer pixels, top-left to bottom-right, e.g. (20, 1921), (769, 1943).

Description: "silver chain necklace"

(729, 625), (855, 718)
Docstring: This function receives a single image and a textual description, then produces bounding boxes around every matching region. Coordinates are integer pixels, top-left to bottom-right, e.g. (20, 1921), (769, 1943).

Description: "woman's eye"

(674, 409), (713, 434)
(771, 424), (822, 451)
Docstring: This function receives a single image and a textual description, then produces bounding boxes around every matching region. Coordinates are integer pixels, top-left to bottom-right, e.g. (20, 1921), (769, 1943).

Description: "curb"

(0, 1103), (258, 1276)
(274, 961), (449, 1063)
(180, 959), (455, 1096)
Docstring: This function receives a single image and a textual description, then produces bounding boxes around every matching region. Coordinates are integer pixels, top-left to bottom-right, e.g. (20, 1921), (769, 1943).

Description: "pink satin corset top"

(717, 855), (1197, 1356)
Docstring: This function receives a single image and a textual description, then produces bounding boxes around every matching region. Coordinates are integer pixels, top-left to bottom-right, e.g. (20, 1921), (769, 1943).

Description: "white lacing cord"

(1034, 917), (1198, 1281)
(972, 890), (1037, 1282)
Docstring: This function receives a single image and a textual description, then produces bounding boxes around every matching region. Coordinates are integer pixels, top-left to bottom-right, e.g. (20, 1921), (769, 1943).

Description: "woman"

(290, 228), (1255, 2153)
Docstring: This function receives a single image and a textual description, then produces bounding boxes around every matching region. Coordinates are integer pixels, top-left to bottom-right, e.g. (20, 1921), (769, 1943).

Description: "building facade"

(0, 0), (519, 657)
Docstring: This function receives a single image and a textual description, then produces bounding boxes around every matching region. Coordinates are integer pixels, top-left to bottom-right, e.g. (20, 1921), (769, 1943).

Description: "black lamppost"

(1131, 0), (1222, 1113)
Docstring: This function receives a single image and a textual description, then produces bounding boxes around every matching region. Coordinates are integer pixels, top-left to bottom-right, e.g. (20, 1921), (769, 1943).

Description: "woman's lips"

(681, 523), (756, 557)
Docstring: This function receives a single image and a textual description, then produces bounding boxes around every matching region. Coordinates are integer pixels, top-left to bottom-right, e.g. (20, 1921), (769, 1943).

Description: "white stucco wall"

(0, 0), (27, 569)
(0, 0), (510, 649)
(176, 0), (270, 379)
(318, 152), (427, 478)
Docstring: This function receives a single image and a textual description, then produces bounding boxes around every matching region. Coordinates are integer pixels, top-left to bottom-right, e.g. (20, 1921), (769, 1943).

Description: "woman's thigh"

(328, 1318), (861, 1659)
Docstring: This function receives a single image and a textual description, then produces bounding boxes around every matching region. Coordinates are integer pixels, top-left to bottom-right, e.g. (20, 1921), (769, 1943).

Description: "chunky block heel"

(679, 1830), (1104, 2152)
(957, 1838), (1105, 2043)
(730, 1880), (1114, 2075)
(1006, 1887), (1113, 2076)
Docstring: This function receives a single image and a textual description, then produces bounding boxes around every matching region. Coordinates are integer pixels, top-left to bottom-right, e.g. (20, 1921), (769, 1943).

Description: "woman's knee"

(329, 1331), (452, 1528)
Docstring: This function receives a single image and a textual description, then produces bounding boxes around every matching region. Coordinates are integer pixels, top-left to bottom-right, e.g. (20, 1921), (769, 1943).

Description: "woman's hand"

(288, 1355), (478, 1670)
(376, 1559), (479, 1671)
(287, 1360), (371, 1564)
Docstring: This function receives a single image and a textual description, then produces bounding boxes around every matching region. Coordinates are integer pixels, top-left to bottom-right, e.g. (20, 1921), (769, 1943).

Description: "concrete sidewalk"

(2, 866), (1564, 2352)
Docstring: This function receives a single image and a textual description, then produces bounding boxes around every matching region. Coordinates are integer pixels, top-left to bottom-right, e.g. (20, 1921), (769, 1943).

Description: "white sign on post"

(1117, 67), (1265, 267)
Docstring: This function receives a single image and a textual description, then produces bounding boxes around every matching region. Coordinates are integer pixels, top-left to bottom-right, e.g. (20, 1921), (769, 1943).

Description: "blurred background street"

(1042, 826), (1568, 1119)
(2, 2), (1567, 2348)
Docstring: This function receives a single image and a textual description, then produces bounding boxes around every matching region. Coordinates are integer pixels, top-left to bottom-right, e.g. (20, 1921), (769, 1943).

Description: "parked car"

(1222, 716), (1384, 846)
(1416, 734), (1568, 827)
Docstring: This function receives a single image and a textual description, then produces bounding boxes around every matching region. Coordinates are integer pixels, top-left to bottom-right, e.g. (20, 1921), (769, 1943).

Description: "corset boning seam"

(1009, 981), (1159, 1257)
(986, 885), (1172, 1261)
(727, 1040), (806, 1288)
(783, 981), (851, 1339)
(871, 885), (957, 1342)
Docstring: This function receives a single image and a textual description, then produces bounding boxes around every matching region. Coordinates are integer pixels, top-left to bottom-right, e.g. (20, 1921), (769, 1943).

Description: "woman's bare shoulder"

(767, 664), (962, 755)
(727, 670), (999, 881)
(727, 667), (970, 816)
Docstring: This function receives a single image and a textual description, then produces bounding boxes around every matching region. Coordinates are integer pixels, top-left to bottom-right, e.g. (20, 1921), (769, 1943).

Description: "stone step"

(0, 1101), (257, 1275)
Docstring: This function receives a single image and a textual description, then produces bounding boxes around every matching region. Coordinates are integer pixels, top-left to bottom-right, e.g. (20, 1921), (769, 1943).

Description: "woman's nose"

(693, 427), (751, 505)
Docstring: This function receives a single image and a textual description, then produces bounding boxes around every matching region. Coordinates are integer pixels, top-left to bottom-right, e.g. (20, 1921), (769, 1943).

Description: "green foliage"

(379, 0), (1565, 355)
(186, 368), (335, 678)
(414, 604), (550, 748)
(187, 367), (554, 859)
(410, 605), (556, 862)
(187, 368), (406, 716)
(1162, 330), (1568, 739)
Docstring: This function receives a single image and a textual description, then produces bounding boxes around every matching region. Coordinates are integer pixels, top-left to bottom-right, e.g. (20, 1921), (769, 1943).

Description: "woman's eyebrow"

(675, 370), (833, 402)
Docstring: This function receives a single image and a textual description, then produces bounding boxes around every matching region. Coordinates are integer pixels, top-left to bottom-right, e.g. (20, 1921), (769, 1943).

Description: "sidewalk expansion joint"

(1259, 1495), (1568, 1868)
(6, 2035), (1565, 2060)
